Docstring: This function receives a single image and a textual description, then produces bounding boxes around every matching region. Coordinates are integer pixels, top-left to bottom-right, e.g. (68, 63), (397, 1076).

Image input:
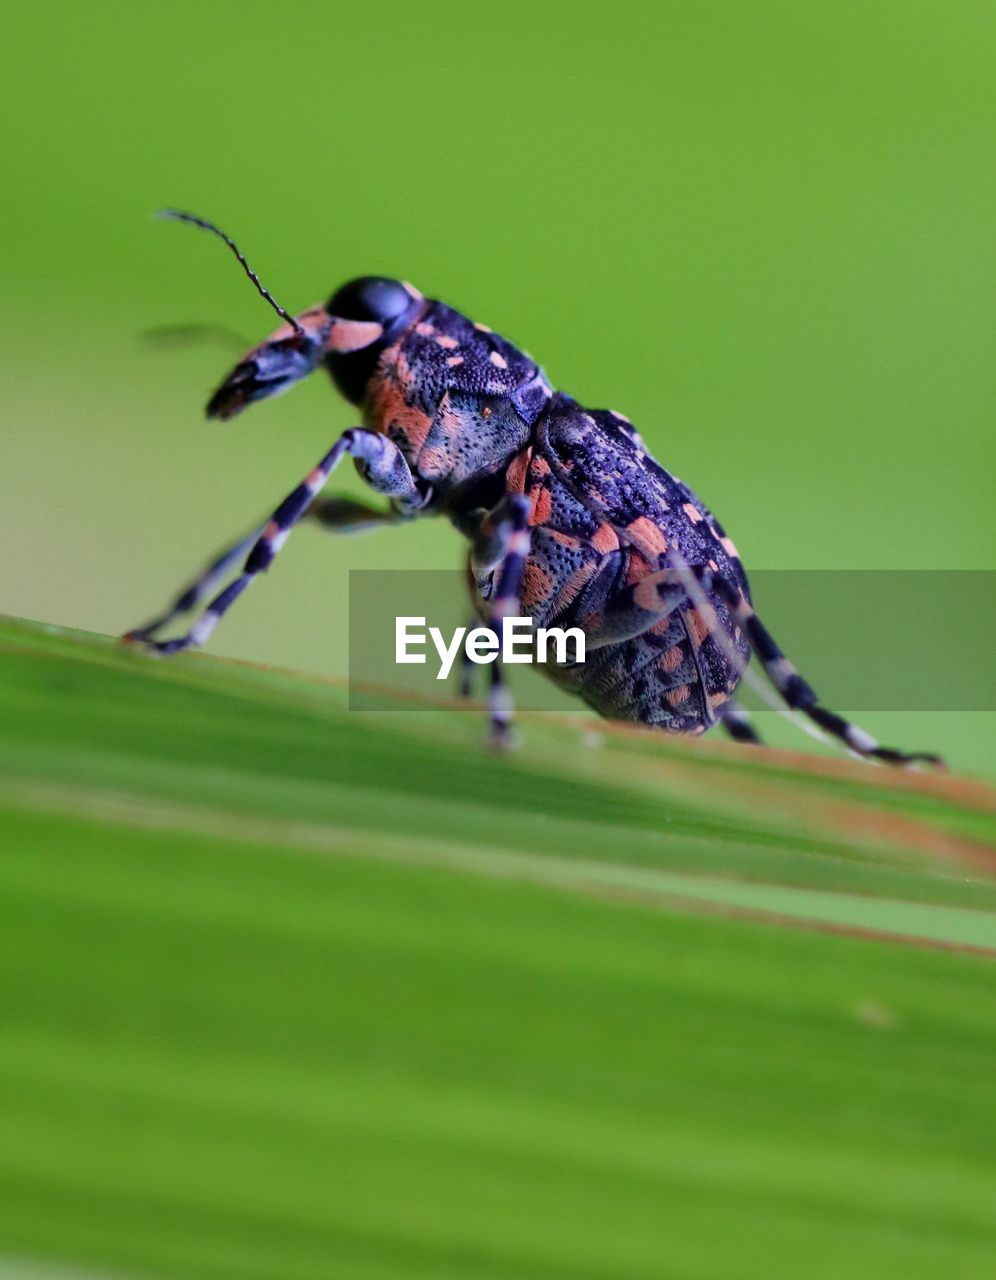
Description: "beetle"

(124, 211), (941, 767)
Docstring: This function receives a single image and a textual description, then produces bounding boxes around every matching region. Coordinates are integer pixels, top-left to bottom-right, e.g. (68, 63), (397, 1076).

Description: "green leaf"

(1, 615), (994, 1280)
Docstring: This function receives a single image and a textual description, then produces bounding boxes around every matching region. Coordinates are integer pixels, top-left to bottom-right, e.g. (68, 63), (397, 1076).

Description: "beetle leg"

(124, 430), (423, 656)
(719, 699), (763, 745)
(470, 505), (520, 577)
(457, 615), (481, 698)
(707, 577), (942, 766)
(469, 494), (531, 746)
(122, 521), (268, 643)
(124, 496), (404, 644)
(307, 494), (406, 534)
(457, 616), (511, 724)
(486, 658), (515, 749)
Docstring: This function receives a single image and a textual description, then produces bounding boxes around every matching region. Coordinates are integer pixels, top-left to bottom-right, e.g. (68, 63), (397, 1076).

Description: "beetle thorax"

(364, 300), (551, 499)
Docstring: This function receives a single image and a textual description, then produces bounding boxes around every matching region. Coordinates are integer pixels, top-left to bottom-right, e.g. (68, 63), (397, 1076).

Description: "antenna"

(156, 209), (303, 336)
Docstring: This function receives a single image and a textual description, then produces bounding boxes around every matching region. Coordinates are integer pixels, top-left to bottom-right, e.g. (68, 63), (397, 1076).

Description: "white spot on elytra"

(489, 351), (508, 369)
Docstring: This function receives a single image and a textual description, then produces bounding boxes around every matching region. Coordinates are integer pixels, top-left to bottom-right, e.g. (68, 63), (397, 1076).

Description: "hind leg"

(720, 699), (763, 745)
(708, 578), (942, 766)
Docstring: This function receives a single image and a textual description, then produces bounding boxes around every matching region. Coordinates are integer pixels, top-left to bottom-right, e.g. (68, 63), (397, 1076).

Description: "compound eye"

(327, 277), (413, 325)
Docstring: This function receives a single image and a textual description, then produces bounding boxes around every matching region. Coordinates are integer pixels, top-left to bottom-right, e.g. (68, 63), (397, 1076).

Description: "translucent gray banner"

(348, 569), (995, 712)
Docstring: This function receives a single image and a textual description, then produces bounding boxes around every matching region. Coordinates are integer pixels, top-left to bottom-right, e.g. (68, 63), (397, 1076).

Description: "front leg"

(126, 494), (409, 645)
(124, 430), (426, 656)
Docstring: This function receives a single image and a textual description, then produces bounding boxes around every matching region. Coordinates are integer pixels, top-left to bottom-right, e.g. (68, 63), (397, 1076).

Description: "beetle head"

(320, 276), (423, 405)
(205, 279), (423, 418)
(155, 210), (424, 419)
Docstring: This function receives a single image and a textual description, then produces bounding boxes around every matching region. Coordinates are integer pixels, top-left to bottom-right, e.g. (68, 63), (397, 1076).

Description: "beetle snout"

(206, 306), (332, 420)
(206, 336), (317, 420)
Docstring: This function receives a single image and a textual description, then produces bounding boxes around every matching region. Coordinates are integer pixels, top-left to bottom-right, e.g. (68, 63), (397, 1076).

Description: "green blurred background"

(1, 0), (993, 768)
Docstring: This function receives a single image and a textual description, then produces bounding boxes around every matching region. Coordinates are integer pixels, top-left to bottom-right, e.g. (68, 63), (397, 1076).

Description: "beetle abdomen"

(492, 394), (751, 729)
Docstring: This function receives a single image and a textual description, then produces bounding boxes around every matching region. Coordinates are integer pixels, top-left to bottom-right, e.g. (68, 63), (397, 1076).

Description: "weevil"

(125, 211), (942, 767)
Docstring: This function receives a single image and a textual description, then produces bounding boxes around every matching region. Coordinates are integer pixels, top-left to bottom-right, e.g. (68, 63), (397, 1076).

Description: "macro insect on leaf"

(124, 211), (942, 767)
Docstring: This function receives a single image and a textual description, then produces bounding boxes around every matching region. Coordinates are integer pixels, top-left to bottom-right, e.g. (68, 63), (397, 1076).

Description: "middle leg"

(467, 493), (532, 746)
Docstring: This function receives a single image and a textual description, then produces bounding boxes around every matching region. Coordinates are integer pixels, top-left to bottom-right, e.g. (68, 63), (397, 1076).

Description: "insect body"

(126, 212), (941, 767)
